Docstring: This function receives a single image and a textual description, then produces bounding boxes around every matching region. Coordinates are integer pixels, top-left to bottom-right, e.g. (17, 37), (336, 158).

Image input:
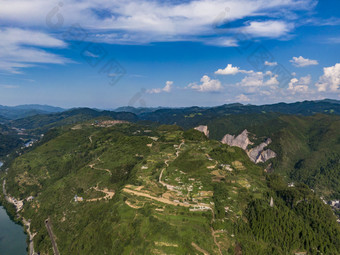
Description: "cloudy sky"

(0, 0), (339, 108)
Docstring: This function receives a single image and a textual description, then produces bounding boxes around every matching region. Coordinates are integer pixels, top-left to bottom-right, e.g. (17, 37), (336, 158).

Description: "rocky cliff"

(247, 138), (277, 163)
(194, 125), (209, 138)
(221, 129), (253, 150)
(221, 130), (276, 163)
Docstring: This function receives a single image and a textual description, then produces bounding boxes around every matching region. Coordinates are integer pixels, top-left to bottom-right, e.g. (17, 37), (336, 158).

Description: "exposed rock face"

(256, 148), (277, 163)
(247, 138), (277, 163)
(221, 130), (276, 164)
(194, 125), (209, 138)
(221, 129), (253, 150)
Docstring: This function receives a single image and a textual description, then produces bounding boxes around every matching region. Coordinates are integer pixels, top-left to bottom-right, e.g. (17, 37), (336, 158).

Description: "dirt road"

(122, 188), (191, 207)
(45, 218), (60, 255)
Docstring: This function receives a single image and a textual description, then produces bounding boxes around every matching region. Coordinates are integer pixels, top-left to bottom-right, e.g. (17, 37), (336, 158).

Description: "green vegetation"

(236, 175), (340, 254)
(0, 123), (25, 158)
(1, 100), (340, 254)
(201, 114), (340, 200)
(1, 119), (339, 254)
(10, 108), (137, 134)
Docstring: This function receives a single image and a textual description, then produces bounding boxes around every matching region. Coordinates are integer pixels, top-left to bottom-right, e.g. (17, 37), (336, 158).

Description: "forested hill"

(0, 104), (64, 120)
(204, 114), (340, 201)
(9, 108), (138, 132)
(1, 122), (339, 254)
(135, 99), (340, 127)
(7, 99), (340, 131)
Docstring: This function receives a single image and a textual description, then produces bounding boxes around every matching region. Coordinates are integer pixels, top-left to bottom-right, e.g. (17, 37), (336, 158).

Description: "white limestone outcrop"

(221, 130), (276, 164)
(221, 129), (253, 150)
(194, 125), (209, 138)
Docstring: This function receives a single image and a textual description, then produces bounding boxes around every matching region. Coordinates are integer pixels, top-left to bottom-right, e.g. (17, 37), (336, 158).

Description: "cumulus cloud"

(236, 94), (250, 102)
(215, 64), (252, 75)
(0, 28), (68, 73)
(290, 56), (318, 67)
(288, 75), (311, 94)
(188, 75), (222, 92)
(265, 74), (280, 86)
(147, 81), (173, 94)
(238, 71), (279, 87)
(265, 61), (278, 66)
(315, 63), (340, 92)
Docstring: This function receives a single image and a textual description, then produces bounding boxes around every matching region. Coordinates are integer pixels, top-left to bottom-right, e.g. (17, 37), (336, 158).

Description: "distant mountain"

(0, 115), (9, 123)
(137, 99), (340, 127)
(9, 104), (65, 112)
(10, 107), (138, 132)
(7, 99), (340, 134)
(0, 104), (65, 120)
(115, 106), (168, 114)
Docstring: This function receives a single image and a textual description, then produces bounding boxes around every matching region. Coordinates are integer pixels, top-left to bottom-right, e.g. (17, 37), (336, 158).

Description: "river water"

(0, 205), (27, 255)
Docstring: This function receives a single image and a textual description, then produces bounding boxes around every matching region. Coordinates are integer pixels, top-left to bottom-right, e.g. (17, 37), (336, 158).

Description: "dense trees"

(238, 175), (340, 254)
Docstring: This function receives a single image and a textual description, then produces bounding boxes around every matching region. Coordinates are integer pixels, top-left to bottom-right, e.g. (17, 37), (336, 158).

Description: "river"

(0, 205), (27, 255)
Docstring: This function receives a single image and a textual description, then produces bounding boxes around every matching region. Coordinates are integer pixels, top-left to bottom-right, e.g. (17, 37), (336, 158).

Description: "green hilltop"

(1, 120), (339, 254)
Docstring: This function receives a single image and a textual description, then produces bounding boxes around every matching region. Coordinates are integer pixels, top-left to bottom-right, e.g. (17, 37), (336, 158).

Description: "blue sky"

(0, 0), (339, 108)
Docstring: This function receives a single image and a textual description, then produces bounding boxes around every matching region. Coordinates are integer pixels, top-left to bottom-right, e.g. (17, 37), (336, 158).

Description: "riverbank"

(1, 179), (37, 255)
(0, 205), (27, 255)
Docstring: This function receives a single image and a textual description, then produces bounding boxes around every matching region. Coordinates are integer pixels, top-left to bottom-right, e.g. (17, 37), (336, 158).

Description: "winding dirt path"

(191, 242), (210, 255)
(208, 208), (223, 255)
(86, 187), (115, 202)
(129, 139), (222, 254)
(122, 188), (191, 207)
(88, 158), (112, 176)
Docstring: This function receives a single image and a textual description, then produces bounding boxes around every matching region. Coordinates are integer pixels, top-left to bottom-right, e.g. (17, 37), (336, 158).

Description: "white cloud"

(288, 75), (311, 94)
(215, 64), (245, 75)
(0, 28), (69, 73)
(315, 63), (340, 92)
(290, 56), (318, 67)
(0, 0), (315, 45)
(0, 0), (319, 73)
(304, 17), (340, 27)
(327, 37), (340, 44)
(242, 20), (292, 38)
(147, 81), (173, 94)
(265, 74), (279, 86)
(239, 72), (264, 87)
(207, 38), (238, 47)
(236, 94), (250, 102)
(188, 75), (222, 92)
(265, 61), (278, 66)
(0, 84), (19, 89)
(238, 71), (279, 87)
(163, 81), (173, 92)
